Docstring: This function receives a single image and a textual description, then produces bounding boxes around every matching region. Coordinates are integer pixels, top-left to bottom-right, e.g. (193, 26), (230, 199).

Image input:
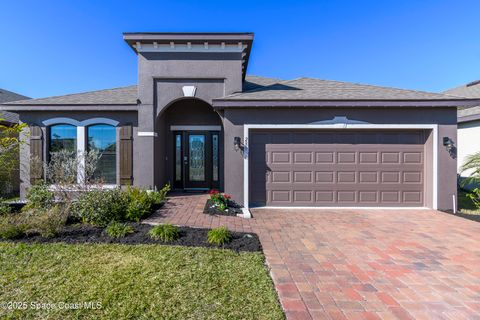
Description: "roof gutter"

(212, 99), (480, 109)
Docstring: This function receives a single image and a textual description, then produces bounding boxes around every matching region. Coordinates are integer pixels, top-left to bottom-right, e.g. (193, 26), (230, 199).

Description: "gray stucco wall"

(222, 107), (457, 211)
(17, 111), (138, 197)
(135, 51), (243, 189)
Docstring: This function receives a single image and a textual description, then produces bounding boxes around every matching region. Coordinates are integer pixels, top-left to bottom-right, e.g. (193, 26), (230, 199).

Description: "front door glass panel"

(212, 134), (219, 182)
(189, 135), (205, 181)
(175, 134), (182, 182)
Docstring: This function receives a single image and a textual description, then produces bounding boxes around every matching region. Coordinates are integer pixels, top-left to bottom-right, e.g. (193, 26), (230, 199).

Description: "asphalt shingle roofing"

(443, 80), (480, 119)
(225, 77), (464, 101)
(444, 80), (480, 99)
(0, 88), (29, 104)
(1, 76), (471, 106)
(2, 85), (138, 105)
(0, 88), (30, 123)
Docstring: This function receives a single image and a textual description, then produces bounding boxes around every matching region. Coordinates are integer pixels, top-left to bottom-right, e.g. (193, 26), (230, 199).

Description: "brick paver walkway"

(145, 193), (480, 320)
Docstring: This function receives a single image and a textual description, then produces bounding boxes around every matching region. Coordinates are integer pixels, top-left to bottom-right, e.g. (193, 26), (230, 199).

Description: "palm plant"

(460, 151), (480, 185)
(459, 152), (480, 209)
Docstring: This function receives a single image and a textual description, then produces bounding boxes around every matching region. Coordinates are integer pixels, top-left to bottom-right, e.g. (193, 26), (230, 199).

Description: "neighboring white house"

(444, 80), (480, 183)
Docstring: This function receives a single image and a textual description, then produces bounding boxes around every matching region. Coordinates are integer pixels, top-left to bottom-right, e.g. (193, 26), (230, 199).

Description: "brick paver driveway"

(146, 194), (480, 320)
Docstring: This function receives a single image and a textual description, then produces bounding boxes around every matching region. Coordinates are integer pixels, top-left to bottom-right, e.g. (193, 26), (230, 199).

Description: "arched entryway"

(155, 98), (223, 191)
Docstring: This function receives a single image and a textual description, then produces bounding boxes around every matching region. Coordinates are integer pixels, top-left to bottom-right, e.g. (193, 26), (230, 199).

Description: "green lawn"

(0, 243), (284, 320)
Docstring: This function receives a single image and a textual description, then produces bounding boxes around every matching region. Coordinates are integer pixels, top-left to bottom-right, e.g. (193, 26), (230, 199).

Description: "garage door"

(249, 130), (427, 207)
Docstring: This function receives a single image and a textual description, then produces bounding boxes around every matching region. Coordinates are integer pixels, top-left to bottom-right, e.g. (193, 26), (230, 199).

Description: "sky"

(0, 0), (479, 98)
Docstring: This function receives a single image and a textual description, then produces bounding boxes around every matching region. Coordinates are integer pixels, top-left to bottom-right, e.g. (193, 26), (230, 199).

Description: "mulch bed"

(203, 199), (243, 216)
(6, 223), (261, 252)
(442, 210), (480, 223)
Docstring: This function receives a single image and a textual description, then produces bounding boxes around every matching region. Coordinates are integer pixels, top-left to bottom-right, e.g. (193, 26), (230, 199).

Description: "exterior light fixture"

(234, 137), (242, 151)
(443, 137), (454, 152)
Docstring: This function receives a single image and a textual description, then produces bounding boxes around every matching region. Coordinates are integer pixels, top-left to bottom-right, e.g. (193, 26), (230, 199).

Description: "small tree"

(0, 117), (27, 196)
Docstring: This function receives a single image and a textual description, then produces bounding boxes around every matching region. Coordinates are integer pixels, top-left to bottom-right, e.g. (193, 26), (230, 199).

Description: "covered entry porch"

(155, 98), (224, 191)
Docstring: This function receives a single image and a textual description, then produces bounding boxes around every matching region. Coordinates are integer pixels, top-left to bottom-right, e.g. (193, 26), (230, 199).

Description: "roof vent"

(466, 80), (480, 87)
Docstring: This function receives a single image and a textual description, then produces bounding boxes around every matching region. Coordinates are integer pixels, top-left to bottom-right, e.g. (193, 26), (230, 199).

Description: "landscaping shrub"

(157, 184), (171, 202)
(25, 206), (68, 238)
(68, 184), (170, 226)
(207, 226), (231, 246)
(209, 190), (231, 211)
(125, 185), (170, 221)
(71, 189), (129, 227)
(0, 201), (11, 216)
(106, 221), (135, 238)
(466, 188), (480, 209)
(125, 188), (154, 222)
(23, 184), (54, 211)
(0, 214), (27, 239)
(149, 224), (179, 242)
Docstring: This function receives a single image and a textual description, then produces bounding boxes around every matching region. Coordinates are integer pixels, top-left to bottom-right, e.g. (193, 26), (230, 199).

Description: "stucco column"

(19, 124), (31, 199)
(134, 104), (156, 188)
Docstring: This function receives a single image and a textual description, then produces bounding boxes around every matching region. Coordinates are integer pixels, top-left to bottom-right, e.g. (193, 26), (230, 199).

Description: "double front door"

(173, 131), (220, 190)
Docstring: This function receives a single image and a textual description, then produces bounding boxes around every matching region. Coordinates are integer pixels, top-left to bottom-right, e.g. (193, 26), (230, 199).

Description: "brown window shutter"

(30, 125), (43, 184)
(119, 124), (133, 185)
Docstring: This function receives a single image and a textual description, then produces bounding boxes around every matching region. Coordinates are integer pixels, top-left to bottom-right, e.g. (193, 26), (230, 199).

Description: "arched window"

(49, 124), (77, 153)
(87, 124), (116, 184)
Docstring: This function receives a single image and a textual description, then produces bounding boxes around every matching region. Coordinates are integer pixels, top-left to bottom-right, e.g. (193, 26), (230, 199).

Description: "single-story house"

(444, 80), (480, 183)
(0, 88), (30, 197)
(1, 32), (479, 215)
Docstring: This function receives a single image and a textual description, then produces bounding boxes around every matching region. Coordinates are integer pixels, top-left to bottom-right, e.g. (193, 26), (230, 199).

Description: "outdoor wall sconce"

(443, 137), (457, 159)
(233, 136), (243, 151)
(443, 137), (454, 151)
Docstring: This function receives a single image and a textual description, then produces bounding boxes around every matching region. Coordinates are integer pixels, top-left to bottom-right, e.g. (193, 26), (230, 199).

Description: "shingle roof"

(2, 85), (138, 105)
(1, 76), (473, 109)
(223, 77), (464, 101)
(444, 80), (480, 99)
(0, 76), (276, 106)
(0, 88), (29, 104)
(458, 105), (480, 118)
(243, 75), (283, 92)
(0, 88), (30, 123)
(443, 80), (480, 121)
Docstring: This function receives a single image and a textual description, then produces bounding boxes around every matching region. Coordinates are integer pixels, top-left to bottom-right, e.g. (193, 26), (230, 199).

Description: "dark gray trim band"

(123, 33), (254, 42)
(212, 99), (480, 108)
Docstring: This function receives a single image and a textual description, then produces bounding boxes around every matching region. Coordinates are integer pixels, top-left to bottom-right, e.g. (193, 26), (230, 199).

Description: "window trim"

(45, 117), (119, 186)
(43, 117), (119, 127)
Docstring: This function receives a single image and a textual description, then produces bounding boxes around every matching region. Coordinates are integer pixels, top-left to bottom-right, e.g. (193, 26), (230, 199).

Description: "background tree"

(0, 118), (27, 197)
